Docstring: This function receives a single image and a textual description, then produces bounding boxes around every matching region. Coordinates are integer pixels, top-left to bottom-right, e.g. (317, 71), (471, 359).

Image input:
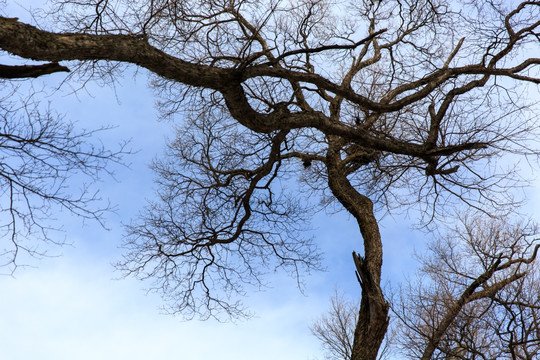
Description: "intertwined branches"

(119, 109), (321, 319)
(0, 84), (128, 271)
(395, 214), (540, 360)
(1, 0), (539, 357)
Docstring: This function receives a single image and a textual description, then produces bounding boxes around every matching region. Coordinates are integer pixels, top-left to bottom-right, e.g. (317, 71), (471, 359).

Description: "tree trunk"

(326, 138), (390, 360)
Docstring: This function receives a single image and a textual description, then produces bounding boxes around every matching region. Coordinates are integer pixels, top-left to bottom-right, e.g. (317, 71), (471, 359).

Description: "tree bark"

(0, 16), (487, 160)
(326, 138), (390, 360)
(0, 62), (69, 78)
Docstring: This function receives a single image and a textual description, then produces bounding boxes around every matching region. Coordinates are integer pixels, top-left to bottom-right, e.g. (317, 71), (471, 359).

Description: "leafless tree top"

(1, 1), (539, 358)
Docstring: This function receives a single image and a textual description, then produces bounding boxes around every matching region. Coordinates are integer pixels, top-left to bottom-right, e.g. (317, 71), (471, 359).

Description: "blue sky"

(2, 2), (539, 359)
(0, 46), (420, 360)
(0, 70), (417, 356)
(0, 68), (336, 360)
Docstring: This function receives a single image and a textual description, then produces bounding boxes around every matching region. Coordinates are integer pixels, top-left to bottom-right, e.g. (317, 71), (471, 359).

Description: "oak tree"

(1, 0), (539, 359)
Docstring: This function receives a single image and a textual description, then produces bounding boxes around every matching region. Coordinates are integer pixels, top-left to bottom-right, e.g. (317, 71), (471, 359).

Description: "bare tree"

(1, 0), (540, 359)
(313, 214), (540, 359)
(394, 214), (540, 360)
(311, 290), (392, 360)
(311, 290), (358, 360)
(0, 80), (127, 271)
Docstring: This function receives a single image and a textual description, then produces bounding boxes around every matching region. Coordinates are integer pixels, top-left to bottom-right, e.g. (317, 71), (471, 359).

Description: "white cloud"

(0, 247), (325, 360)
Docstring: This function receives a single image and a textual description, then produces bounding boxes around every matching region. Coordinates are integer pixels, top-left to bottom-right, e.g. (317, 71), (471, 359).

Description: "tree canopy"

(1, 1), (539, 359)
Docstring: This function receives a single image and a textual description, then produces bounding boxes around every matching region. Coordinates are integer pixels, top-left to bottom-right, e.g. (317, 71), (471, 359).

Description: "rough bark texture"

(0, 17), (489, 158)
(327, 138), (389, 360)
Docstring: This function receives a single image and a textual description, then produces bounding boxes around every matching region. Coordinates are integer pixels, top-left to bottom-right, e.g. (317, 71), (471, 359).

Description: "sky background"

(0, 68), (418, 360)
(1, 1), (539, 360)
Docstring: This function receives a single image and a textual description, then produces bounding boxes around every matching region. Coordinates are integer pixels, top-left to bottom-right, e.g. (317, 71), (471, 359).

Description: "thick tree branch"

(420, 256), (503, 360)
(0, 16), (233, 88)
(0, 16), (493, 164)
(0, 62), (69, 78)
